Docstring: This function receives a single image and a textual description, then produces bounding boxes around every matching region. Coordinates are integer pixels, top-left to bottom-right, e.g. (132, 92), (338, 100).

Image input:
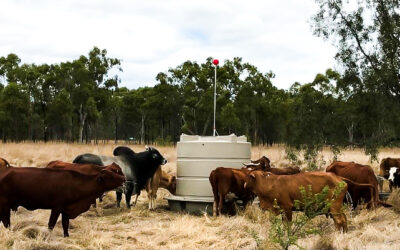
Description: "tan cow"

(244, 171), (349, 232)
(146, 166), (176, 210)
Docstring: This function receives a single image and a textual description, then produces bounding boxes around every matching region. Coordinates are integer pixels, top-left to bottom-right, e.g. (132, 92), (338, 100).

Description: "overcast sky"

(0, 0), (337, 90)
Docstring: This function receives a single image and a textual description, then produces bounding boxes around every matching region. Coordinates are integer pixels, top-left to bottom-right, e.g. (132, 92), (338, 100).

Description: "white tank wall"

(176, 134), (251, 197)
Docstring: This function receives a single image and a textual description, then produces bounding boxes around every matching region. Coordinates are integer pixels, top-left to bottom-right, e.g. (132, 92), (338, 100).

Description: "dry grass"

(0, 143), (399, 249)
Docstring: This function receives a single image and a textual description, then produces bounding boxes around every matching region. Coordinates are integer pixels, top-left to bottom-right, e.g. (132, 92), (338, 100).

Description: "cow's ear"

(145, 145), (149, 151)
(250, 173), (256, 179)
(98, 169), (109, 183)
(97, 175), (104, 183)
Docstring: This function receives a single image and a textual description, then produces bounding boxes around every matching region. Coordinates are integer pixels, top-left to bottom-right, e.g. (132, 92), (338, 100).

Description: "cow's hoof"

(63, 234), (69, 237)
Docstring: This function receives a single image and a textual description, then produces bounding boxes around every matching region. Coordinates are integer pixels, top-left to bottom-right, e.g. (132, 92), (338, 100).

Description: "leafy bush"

(269, 183), (346, 250)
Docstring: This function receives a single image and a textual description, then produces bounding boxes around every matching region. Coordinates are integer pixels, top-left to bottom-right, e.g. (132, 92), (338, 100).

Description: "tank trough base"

(166, 195), (248, 215)
(166, 195), (213, 215)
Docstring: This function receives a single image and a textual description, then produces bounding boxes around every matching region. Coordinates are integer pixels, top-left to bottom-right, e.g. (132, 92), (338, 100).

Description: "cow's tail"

(338, 176), (379, 209)
(209, 171), (219, 216)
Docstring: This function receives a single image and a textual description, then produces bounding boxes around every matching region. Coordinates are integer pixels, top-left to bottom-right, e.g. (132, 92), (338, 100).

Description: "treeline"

(0, 0), (399, 158)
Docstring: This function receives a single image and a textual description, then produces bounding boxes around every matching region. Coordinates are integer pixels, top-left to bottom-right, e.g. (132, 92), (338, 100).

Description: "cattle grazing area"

(1, 143), (400, 249)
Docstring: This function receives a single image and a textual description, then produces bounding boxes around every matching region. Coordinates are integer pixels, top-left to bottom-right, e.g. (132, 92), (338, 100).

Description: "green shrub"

(269, 183), (346, 250)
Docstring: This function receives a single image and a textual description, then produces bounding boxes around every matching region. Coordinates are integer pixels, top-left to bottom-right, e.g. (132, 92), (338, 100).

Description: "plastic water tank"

(166, 134), (251, 214)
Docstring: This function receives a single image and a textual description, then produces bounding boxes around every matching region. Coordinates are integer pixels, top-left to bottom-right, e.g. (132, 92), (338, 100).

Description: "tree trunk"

(78, 104), (88, 143)
(115, 114), (118, 144)
(347, 122), (354, 144)
(141, 114), (146, 145)
(202, 115), (211, 136)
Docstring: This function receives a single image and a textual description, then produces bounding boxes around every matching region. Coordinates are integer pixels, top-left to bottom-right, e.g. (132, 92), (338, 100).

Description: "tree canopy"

(0, 1), (399, 161)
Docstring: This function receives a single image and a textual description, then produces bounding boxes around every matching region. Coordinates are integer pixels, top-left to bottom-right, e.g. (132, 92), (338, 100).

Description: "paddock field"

(0, 143), (399, 250)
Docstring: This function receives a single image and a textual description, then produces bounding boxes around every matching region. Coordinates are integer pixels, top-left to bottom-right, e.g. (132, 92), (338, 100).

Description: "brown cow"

(45, 161), (124, 207)
(145, 166), (176, 210)
(0, 166), (125, 237)
(46, 160), (123, 175)
(209, 167), (255, 216)
(326, 161), (388, 209)
(379, 158), (400, 192)
(244, 171), (348, 232)
(243, 156), (300, 175)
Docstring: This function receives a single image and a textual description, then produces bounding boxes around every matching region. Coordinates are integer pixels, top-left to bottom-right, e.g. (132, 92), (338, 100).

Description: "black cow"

(73, 146), (167, 208)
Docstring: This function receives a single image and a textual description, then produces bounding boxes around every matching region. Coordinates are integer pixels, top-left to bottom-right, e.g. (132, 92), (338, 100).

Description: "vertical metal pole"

(213, 65), (217, 136)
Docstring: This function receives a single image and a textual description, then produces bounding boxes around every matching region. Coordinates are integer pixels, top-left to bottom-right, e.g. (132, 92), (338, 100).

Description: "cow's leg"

(146, 178), (153, 210)
(116, 191), (122, 208)
(61, 213), (70, 237)
(390, 181), (393, 192)
(153, 195), (157, 209)
(283, 209), (292, 222)
(1, 208), (11, 228)
(125, 190), (133, 209)
(331, 189), (348, 232)
(218, 192), (224, 216)
(48, 209), (60, 230)
(148, 197), (153, 210)
(133, 194), (139, 207)
(330, 206), (347, 232)
(0, 207), (10, 228)
(148, 166), (161, 210)
(212, 188), (219, 216)
(213, 200), (218, 216)
(125, 181), (135, 208)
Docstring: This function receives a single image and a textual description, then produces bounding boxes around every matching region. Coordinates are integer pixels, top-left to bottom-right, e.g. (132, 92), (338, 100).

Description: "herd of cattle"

(0, 146), (175, 237)
(0, 145), (400, 238)
(210, 156), (400, 232)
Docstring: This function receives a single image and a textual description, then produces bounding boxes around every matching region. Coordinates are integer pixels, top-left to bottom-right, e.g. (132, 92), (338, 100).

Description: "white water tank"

(167, 134), (251, 213)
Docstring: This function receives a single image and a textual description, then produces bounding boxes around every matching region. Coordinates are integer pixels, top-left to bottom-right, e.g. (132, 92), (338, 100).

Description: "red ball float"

(212, 59), (219, 66)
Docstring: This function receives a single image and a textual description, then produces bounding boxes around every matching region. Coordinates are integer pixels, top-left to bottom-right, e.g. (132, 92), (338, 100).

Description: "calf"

(0, 167), (125, 237)
(145, 167), (176, 210)
(209, 167), (254, 216)
(244, 171), (349, 232)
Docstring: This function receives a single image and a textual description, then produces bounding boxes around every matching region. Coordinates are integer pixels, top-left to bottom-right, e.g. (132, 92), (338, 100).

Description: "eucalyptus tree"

(67, 47), (121, 142)
(312, 0), (400, 155)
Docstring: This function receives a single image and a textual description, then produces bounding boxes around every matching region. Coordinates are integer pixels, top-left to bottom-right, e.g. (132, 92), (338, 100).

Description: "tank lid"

(179, 133), (247, 143)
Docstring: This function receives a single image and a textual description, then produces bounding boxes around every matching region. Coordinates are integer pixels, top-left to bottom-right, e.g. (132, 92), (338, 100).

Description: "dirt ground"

(0, 143), (399, 249)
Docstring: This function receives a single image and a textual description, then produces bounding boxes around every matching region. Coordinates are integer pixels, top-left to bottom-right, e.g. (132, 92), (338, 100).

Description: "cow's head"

(244, 170), (262, 191)
(146, 146), (168, 165)
(388, 167), (400, 183)
(104, 162), (124, 176)
(243, 156), (271, 171)
(98, 169), (126, 190)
